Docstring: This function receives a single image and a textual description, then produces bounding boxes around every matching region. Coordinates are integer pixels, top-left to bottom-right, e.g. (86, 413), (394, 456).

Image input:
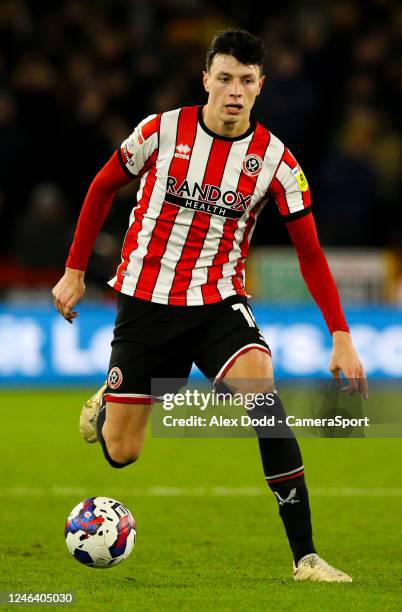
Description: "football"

(65, 497), (136, 568)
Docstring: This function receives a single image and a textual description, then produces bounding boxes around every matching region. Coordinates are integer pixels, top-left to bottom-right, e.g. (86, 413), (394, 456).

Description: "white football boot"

(293, 553), (353, 582)
(79, 384), (107, 443)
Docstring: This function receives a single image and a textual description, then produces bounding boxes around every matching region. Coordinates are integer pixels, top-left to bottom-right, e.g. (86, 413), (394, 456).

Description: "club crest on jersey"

(242, 154), (263, 177)
(291, 164), (309, 192)
(108, 367), (123, 389)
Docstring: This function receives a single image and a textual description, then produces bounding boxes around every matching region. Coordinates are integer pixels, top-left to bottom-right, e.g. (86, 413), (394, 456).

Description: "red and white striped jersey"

(108, 105), (311, 305)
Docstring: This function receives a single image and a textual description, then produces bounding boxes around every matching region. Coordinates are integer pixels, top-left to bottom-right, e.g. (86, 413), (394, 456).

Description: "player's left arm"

(286, 213), (367, 398)
(268, 148), (368, 398)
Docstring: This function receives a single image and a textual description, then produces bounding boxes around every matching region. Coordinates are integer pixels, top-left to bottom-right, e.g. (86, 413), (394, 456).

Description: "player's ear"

(203, 70), (210, 93)
(256, 74), (266, 96)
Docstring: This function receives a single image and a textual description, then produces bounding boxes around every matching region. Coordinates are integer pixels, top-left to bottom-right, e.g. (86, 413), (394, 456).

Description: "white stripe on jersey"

(276, 161), (305, 213)
(261, 133), (285, 192)
(187, 135), (252, 302)
(120, 109), (180, 295)
(136, 168), (150, 203)
(128, 163), (153, 228)
(216, 135), (284, 298)
(152, 123), (213, 303)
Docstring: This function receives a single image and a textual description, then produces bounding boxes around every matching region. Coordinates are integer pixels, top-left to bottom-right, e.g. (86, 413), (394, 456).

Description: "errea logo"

(175, 143), (192, 160)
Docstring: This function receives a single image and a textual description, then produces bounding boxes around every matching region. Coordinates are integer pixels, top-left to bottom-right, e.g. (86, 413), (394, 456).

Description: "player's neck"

(202, 105), (251, 139)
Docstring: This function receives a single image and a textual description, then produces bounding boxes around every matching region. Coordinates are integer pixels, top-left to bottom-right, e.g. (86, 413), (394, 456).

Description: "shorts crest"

(108, 367), (123, 389)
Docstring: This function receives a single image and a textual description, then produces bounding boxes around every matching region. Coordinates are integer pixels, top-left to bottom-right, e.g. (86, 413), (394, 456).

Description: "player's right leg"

(97, 401), (151, 468)
(79, 383), (107, 444)
(79, 385), (151, 467)
(79, 291), (194, 468)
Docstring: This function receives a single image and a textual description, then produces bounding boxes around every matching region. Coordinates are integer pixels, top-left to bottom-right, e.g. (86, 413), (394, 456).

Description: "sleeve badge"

(291, 165), (309, 192)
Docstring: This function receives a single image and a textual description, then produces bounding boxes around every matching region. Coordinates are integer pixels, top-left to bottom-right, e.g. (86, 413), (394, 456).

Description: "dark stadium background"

(1, 2), (402, 609)
(0, 0), (401, 293)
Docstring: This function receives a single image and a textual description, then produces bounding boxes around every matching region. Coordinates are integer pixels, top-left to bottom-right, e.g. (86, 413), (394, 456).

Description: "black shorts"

(104, 293), (271, 404)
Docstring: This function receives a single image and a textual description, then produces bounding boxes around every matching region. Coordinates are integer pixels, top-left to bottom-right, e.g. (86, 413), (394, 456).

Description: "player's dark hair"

(206, 29), (265, 73)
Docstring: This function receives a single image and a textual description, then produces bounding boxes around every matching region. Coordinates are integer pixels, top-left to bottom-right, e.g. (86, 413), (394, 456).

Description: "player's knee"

(106, 440), (142, 467)
(222, 349), (274, 394)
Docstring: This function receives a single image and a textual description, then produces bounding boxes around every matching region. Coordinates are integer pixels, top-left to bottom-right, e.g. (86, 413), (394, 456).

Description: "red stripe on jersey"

(230, 125), (272, 293)
(268, 175), (290, 215)
(114, 163), (159, 291)
(133, 106), (199, 299)
(283, 147), (297, 166)
(168, 138), (232, 305)
(231, 198), (265, 292)
(141, 115), (160, 140)
(202, 124), (271, 302)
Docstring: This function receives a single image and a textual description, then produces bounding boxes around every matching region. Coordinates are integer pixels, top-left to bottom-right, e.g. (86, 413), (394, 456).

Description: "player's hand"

(329, 331), (368, 399)
(52, 267), (86, 323)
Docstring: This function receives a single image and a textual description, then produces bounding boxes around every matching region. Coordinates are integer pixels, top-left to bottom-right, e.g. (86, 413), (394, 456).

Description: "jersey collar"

(198, 105), (256, 142)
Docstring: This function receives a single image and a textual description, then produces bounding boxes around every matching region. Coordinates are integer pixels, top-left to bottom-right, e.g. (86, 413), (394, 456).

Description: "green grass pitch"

(0, 389), (401, 611)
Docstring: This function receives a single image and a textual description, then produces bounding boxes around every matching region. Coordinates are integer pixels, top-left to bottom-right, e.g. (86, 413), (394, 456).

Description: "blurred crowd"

(0, 0), (401, 292)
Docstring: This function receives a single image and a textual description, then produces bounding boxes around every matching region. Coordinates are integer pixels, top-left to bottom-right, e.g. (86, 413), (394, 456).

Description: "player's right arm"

(52, 114), (160, 323)
(52, 151), (132, 322)
(52, 267), (86, 323)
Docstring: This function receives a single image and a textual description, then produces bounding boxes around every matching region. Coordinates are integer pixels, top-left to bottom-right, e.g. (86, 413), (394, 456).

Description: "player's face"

(203, 54), (264, 131)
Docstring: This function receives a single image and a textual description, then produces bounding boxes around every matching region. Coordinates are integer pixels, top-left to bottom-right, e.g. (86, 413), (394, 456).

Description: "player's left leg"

(221, 348), (352, 582)
(222, 349), (318, 567)
(195, 296), (352, 582)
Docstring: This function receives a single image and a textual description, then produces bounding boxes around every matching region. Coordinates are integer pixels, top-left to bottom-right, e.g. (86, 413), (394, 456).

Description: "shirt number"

(231, 303), (256, 327)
